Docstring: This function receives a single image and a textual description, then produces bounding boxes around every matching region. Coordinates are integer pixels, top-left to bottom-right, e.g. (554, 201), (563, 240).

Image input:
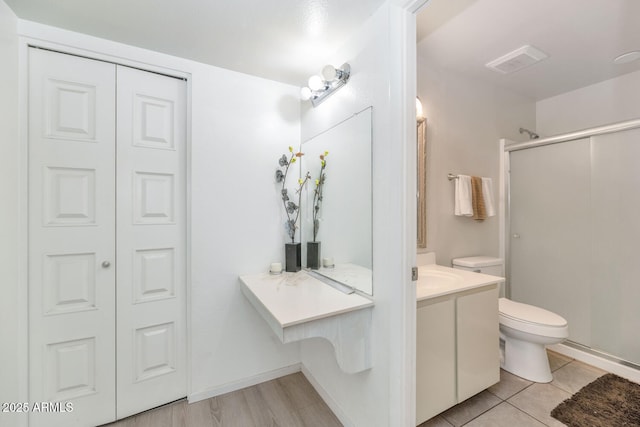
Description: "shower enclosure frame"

(500, 117), (640, 383)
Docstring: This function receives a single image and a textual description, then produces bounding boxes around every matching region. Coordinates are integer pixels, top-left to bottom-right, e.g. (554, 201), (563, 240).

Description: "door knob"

(102, 261), (111, 268)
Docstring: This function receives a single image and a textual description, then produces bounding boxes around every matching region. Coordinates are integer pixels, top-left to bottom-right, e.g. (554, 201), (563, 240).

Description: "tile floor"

(419, 350), (608, 427)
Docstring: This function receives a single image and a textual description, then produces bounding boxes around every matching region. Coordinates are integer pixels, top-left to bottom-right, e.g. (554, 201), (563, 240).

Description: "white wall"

(299, 3), (414, 425)
(416, 57), (536, 266)
(537, 70), (640, 136)
(189, 59), (303, 397)
(6, 20), (303, 412)
(0, 2), (22, 427)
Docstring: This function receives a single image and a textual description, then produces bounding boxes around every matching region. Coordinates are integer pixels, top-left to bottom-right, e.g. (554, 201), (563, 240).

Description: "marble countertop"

(240, 270), (373, 328)
(239, 270), (375, 373)
(313, 263), (372, 295)
(417, 264), (505, 302)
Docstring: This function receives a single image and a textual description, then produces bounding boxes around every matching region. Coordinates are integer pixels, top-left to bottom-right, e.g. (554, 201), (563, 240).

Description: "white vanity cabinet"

(416, 296), (456, 423)
(416, 283), (499, 424)
(456, 284), (500, 401)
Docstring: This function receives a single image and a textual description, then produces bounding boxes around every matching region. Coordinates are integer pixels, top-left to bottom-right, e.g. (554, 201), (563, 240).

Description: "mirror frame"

(417, 117), (427, 248)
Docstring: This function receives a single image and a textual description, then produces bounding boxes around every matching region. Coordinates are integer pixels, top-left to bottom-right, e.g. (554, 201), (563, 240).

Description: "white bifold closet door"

(28, 48), (186, 427)
(115, 65), (187, 419)
(28, 49), (118, 427)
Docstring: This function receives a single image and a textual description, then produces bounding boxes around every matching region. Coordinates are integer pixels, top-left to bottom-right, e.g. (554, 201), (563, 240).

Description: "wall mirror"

(417, 98), (427, 248)
(301, 107), (373, 295)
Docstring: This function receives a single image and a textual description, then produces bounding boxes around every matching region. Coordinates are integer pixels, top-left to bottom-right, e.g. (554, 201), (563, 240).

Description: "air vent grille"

(486, 45), (548, 74)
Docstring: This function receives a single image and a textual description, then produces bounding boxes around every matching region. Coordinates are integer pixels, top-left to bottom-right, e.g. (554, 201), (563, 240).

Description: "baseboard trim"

(549, 343), (640, 384)
(300, 365), (354, 427)
(187, 363), (302, 403)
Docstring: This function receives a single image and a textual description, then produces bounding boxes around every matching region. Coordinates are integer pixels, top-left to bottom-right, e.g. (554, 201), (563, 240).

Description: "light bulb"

(416, 97), (424, 120)
(300, 86), (312, 101)
(322, 64), (337, 81)
(308, 75), (324, 91)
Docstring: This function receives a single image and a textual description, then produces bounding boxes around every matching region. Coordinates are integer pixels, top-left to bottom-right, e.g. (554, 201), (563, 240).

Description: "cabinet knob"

(101, 261), (111, 268)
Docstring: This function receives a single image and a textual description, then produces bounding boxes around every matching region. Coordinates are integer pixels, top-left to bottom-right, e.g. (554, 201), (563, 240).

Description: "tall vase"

(285, 242), (301, 272)
(307, 241), (321, 270)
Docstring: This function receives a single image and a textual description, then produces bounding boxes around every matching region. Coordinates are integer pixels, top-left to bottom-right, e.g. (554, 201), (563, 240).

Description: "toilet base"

(501, 335), (553, 383)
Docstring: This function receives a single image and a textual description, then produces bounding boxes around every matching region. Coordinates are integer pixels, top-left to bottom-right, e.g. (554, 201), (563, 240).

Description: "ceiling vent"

(486, 45), (548, 74)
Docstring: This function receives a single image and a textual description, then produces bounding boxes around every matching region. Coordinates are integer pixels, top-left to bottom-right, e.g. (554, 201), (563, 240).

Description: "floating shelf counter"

(239, 271), (374, 373)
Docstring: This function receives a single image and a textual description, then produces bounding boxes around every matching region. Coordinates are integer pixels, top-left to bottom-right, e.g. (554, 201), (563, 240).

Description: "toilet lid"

(499, 298), (567, 327)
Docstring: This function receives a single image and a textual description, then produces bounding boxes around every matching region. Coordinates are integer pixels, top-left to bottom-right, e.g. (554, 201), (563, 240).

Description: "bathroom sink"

(417, 268), (463, 289)
(416, 260), (505, 302)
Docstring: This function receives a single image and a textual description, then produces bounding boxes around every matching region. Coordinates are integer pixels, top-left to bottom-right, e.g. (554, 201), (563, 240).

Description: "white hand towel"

(455, 175), (473, 216)
(481, 177), (496, 217)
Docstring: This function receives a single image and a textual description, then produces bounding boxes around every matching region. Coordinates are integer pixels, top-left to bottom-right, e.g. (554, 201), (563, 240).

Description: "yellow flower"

(315, 179), (320, 186)
(321, 160), (325, 167)
(291, 157), (296, 163)
(298, 178), (304, 184)
(324, 151), (329, 156)
(288, 146), (293, 152)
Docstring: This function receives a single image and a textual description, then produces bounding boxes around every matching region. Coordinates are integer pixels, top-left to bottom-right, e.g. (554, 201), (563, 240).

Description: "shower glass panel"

(509, 129), (640, 366)
(509, 138), (592, 348)
(590, 127), (640, 364)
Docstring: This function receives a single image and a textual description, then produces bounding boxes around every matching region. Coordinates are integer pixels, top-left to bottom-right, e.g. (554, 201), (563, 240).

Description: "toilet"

(452, 256), (569, 383)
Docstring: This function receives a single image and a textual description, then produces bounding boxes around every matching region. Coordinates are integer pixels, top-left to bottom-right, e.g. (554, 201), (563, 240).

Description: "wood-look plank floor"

(103, 373), (342, 427)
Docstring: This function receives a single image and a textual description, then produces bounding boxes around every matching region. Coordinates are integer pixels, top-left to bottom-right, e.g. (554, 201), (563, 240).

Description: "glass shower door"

(590, 127), (640, 365)
(509, 128), (640, 366)
(509, 137), (592, 348)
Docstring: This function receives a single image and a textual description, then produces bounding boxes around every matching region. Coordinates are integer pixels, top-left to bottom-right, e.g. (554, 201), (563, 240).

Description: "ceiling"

(8, 0), (640, 99)
(5, 0), (385, 86)
(417, 0), (640, 101)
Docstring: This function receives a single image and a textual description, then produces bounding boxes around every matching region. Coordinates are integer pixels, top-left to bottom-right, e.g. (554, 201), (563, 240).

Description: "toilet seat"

(499, 298), (568, 339)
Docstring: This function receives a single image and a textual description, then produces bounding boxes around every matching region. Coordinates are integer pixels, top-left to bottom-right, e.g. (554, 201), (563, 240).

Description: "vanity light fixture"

(300, 63), (351, 107)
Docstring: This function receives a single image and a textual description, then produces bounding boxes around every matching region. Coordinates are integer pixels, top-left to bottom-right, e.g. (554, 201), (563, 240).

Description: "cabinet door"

(416, 298), (456, 424)
(457, 285), (499, 402)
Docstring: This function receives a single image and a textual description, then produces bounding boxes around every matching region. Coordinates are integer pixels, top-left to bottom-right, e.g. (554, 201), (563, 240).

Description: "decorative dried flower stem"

(312, 151), (328, 242)
(276, 146), (310, 243)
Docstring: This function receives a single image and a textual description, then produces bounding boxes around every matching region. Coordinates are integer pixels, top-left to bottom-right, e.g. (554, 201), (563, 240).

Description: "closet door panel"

(115, 65), (187, 418)
(28, 48), (117, 427)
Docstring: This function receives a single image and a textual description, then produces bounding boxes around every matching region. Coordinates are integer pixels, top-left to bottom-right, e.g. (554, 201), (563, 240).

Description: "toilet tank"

(451, 256), (504, 277)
